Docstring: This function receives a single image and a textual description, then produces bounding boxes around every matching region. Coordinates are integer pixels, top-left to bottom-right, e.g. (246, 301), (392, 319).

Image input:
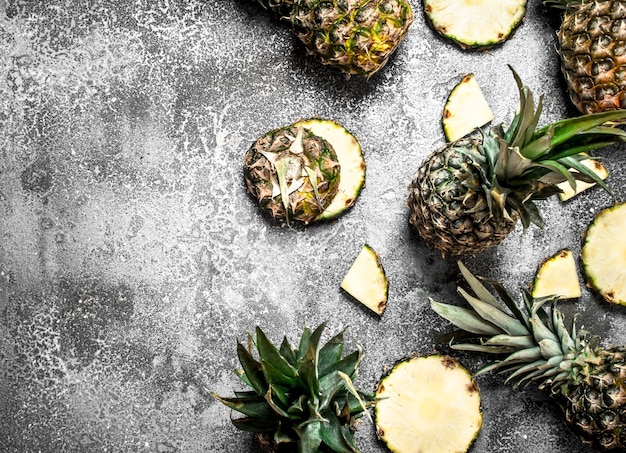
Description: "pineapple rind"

(424, 0), (527, 49)
(340, 244), (388, 315)
(582, 202), (626, 306)
(295, 119), (366, 221)
(375, 355), (482, 453)
(532, 248), (582, 299)
(443, 73), (494, 142)
(259, 0), (414, 76)
(547, 0), (626, 114)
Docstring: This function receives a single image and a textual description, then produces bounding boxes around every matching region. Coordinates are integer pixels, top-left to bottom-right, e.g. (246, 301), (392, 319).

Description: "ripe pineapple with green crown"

(543, 0), (626, 114)
(213, 322), (375, 452)
(253, 0), (414, 77)
(407, 66), (626, 256)
(431, 261), (626, 451)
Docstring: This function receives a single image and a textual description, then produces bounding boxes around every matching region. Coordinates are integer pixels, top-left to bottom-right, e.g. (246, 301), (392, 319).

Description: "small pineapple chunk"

(294, 118), (366, 221)
(341, 244), (388, 315)
(375, 355), (482, 453)
(532, 249), (581, 300)
(557, 158), (609, 201)
(443, 74), (494, 142)
(582, 202), (626, 306)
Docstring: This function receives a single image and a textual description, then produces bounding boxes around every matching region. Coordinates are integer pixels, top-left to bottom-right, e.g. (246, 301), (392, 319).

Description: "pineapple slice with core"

(295, 119), (366, 221)
(375, 355), (482, 453)
(532, 249), (581, 299)
(557, 158), (609, 202)
(443, 73), (494, 142)
(424, 0), (527, 49)
(341, 244), (388, 315)
(582, 203), (626, 306)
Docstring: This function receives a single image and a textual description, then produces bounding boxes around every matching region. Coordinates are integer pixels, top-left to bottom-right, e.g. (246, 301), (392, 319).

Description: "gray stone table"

(2, 1), (625, 452)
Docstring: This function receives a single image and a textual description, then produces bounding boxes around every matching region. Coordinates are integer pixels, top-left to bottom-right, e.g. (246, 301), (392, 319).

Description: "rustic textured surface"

(2, 1), (626, 452)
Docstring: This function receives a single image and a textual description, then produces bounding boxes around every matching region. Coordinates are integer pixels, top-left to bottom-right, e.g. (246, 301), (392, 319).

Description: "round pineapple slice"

(424, 0), (527, 49)
(375, 355), (482, 453)
(582, 203), (626, 306)
(532, 248), (581, 300)
(340, 244), (388, 315)
(294, 118), (366, 221)
(443, 73), (494, 142)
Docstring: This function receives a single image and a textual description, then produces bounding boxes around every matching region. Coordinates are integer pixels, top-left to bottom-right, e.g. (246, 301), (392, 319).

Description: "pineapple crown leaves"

(541, 0), (584, 10)
(213, 322), (375, 453)
(430, 261), (599, 395)
(479, 65), (626, 229)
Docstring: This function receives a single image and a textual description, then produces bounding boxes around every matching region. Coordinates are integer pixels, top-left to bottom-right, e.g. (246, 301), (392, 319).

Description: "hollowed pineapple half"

(243, 118), (366, 226)
(375, 355), (482, 453)
(582, 202), (626, 306)
(424, 0), (527, 49)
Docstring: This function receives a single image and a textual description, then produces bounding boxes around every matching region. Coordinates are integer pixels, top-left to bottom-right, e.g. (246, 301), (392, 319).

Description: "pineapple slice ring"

(582, 203), (626, 306)
(531, 249), (582, 300)
(424, 0), (527, 49)
(341, 244), (388, 315)
(294, 118), (366, 221)
(443, 73), (494, 142)
(375, 355), (482, 453)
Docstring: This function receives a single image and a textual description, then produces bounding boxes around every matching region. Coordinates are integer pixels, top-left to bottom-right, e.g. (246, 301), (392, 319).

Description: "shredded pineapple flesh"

(295, 119), (366, 221)
(375, 355), (482, 453)
(424, 0), (526, 48)
(582, 203), (626, 305)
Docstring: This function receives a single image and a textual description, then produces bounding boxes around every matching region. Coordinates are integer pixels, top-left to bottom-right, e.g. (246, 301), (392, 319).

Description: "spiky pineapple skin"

(243, 125), (341, 225)
(556, 0), (626, 114)
(260, 0), (414, 76)
(407, 136), (517, 256)
(561, 346), (626, 451)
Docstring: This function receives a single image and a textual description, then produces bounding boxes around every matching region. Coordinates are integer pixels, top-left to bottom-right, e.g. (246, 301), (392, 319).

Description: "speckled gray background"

(2, 1), (626, 452)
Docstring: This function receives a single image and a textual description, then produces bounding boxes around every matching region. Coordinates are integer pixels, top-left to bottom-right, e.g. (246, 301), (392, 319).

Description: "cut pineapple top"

(375, 355), (482, 453)
(294, 119), (366, 221)
(582, 203), (626, 306)
(424, 0), (527, 49)
(340, 244), (388, 315)
(443, 73), (494, 142)
(532, 249), (581, 300)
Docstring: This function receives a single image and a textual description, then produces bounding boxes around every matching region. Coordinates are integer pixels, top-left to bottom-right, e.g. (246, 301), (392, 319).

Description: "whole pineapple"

(544, 0), (626, 114)
(213, 322), (374, 452)
(244, 124), (341, 225)
(254, 0), (414, 77)
(431, 261), (626, 451)
(407, 66), (626, 256)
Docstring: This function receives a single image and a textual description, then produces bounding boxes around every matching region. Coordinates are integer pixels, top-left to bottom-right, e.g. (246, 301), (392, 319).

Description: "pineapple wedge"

(443, 74), (494, 142)
(424, 0), (527, 49)
(294, 119), (366, 221)
(582, 203), (626, 306)
(341, 244), (388, 315)
(557, 157), (609, 202)
(375, 355), (482, 453)
(531, 249), (581, 299)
